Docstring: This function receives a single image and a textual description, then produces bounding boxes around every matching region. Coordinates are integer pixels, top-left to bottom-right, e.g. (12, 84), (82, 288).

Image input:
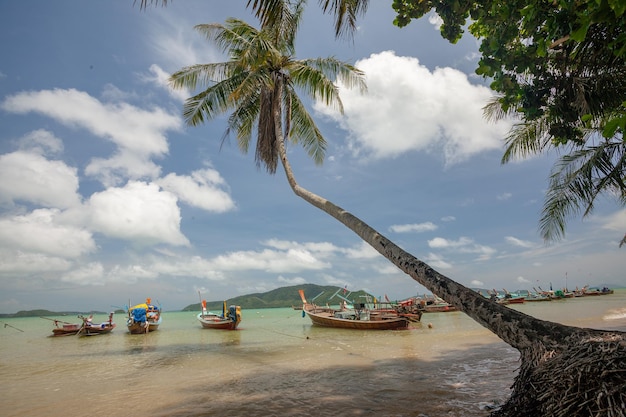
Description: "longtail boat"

(197, 300), (241, 330)
(127, 298), (161, 334)
(298, 289), (418, 330)
(45, 313), (116, 337)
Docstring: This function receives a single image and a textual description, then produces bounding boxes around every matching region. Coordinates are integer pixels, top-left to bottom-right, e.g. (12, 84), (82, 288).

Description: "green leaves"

(169, 0), (365, 173)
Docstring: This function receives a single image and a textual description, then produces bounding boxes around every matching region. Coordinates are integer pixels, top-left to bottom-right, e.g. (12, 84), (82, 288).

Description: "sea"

(1, 290), (625, 417)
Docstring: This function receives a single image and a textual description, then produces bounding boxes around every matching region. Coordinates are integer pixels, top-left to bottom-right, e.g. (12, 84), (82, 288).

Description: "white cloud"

(0, 249), (72, 274)
(428, 13), (443, 30)
(516, 276), (530, 284)
(315, 51), (512, 166)
(470, 279), (484, 287)
(2, 88), (182, 186)
(389, 222), (437, 233)
(277, 275), (307, 285)
(141, 64), (190, 102)
(428, 236), (496, 260)
(424, 252), (453, 269)
(342, 241), (380, 259)
(156, 168), (236, 213)
(0, 150), (81, 209)
(497, 192), (512, 201)
(17, 129), (64, 155)
(85, 181), (190, 246)
(600, 209), (626, 232)
(61, 262), (105, 286)
(0, 209), (96, 258)
(505, 236), (535, 248)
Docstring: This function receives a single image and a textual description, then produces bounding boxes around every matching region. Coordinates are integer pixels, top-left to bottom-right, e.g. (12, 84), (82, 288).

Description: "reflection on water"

(1, 290), (624, 417)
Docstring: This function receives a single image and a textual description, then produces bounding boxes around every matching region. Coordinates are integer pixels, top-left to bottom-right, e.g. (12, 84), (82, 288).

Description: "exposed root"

(492, 331), (626, 417)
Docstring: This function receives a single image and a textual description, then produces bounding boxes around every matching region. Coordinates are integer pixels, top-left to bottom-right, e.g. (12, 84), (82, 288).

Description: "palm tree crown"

(169, 0), (366, 173)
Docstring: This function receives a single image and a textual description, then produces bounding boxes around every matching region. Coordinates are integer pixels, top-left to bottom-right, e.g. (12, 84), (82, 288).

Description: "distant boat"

(583, 287), (614, 296)
(298, 290), (416, 330)
(523, 292), (552, 302)
(416, 295), (457, 312)
(127, 298), (161, 334)
(197, 300), (241, 330)
(45, 313), (116, 337)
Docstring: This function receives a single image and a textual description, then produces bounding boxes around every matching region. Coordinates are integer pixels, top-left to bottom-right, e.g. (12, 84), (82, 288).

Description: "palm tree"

(137, 0), (368, 38)
(169, 2), (625, 416)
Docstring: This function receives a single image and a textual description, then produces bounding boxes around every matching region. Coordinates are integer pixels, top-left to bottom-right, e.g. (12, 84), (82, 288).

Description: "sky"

(0, 1), (624, 314)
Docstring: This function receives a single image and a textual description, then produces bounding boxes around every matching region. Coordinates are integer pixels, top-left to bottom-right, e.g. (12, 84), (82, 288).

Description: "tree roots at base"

(492, 332), (626, 417)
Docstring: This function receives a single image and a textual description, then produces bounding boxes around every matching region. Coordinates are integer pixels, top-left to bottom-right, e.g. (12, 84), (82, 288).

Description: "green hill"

(183, 283), (375, 311)
(0, 309), (108, 318)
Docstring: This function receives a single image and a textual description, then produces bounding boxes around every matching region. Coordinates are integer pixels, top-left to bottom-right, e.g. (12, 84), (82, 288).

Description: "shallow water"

(1, 290), (624, 417)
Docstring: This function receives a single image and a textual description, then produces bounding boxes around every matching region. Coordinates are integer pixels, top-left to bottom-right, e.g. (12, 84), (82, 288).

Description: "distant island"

(0, 284), (372, 318)
(2, 283), (620, 318)
(184, 283), (375, 311)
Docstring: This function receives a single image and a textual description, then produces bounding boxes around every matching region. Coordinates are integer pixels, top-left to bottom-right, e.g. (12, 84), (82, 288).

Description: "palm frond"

(225, 92), (261, 154)
(289, 57), (365, 112)
(285, 88), (327, 165)
(318, 0), (369, 39)
(169, 62), (234, 91)
(540, 139), (626, 242)
(182, 72), (249, 126)
(247, 0), (367, 39)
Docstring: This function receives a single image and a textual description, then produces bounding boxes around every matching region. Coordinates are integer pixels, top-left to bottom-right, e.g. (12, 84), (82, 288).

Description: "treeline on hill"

(0, 309), (109, 318)
(183, 284), (375, 311)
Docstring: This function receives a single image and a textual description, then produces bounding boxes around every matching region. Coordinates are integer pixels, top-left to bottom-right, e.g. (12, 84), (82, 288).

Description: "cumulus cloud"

(1, 88), (182, 186)
(85, 181), (190, 246)
(156, 168), (236, 213)
(342, 241), (380, 259)
(141, 64), (189, 102)
(0, 150), (81, 209)
(389, 222), (437, 233)
(61, 262), (105, 286)
(0, 249), (73, 274)
(424, 252), (453, 269)
(17, 129), (64, 155)
(428, 13), (444, 30)
(315, 51), (512, 166)
(428, 236), (496, 260)
(0, 209), (96, 258)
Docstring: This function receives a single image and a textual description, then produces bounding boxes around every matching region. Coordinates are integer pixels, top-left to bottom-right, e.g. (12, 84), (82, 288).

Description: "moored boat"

(583, 286), (614, 296)
(416, 295), (457, 312)
(298, 290), (417, 330)
(127, 298), (161, 334)
(197, 300), (241, 330)
(45, 313), (116, 337)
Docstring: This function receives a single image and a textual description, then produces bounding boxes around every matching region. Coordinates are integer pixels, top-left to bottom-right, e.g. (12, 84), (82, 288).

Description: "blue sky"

(0, 1), (624, 313)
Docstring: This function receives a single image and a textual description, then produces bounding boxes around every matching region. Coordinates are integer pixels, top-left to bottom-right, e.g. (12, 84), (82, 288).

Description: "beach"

(1, 290), (624, 417)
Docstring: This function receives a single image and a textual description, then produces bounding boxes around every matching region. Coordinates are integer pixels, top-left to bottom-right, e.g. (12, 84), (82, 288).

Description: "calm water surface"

(1, 290), (625, 417)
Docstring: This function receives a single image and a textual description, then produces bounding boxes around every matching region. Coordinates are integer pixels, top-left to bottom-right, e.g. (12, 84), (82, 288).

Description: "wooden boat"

(583, 286), (614, 296)
(303, 304), (412, 330)
(127, 298), (161, 334)
(416, 295), (457, 312)
(523, 292), (552, 302)
(298, 290), (416, 330)
(46, 313), (116, 337)
(197, 300), (241, 330)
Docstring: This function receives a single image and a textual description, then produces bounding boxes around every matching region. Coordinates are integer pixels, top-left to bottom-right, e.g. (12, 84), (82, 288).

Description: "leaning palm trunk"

(272, 89), (626, 416)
